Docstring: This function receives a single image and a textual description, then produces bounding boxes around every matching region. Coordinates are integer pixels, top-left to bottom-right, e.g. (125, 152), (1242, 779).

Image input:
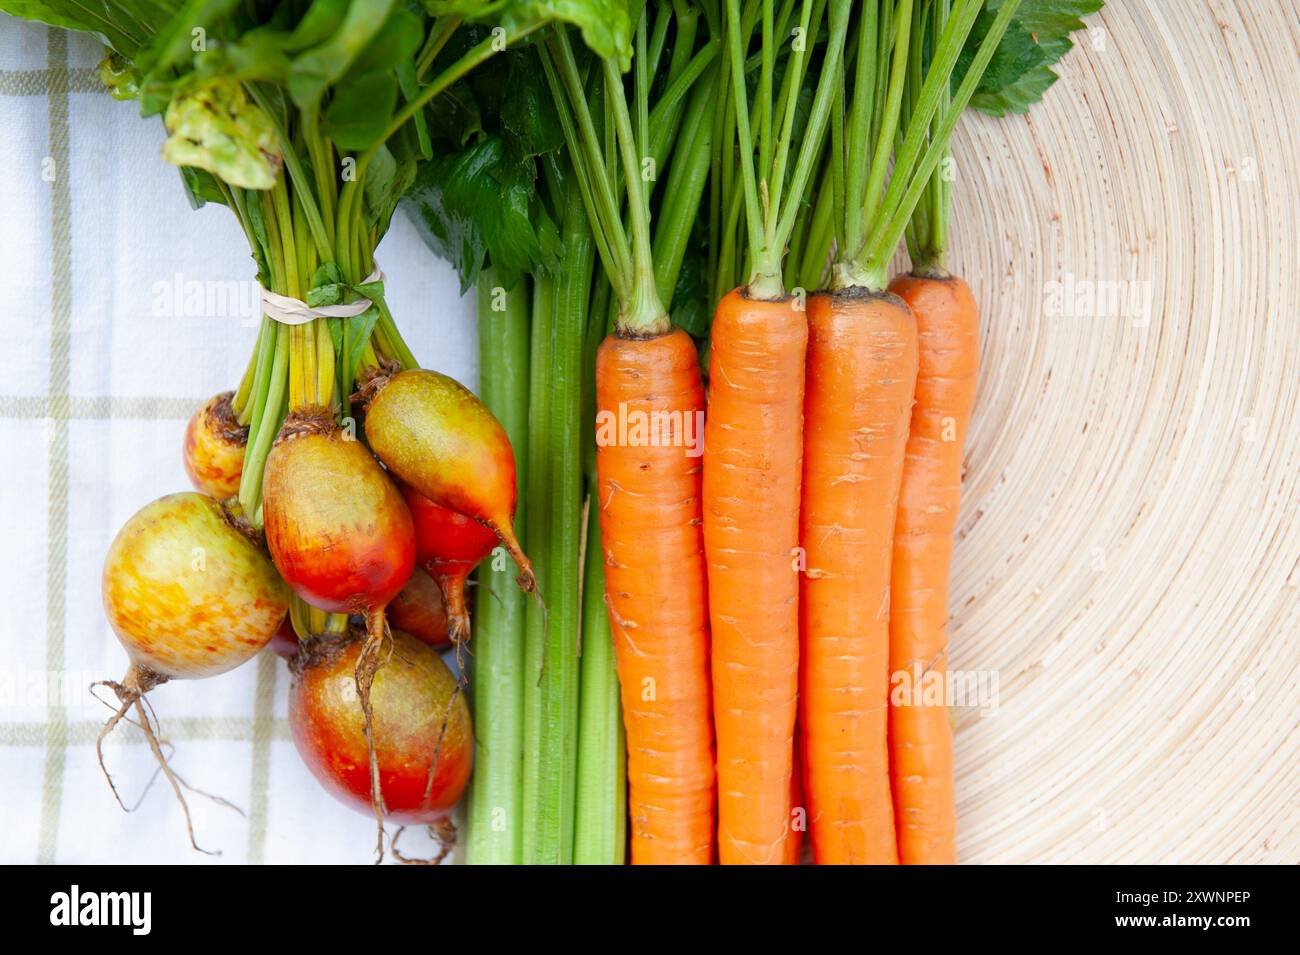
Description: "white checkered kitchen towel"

(0, 16), (476, 864)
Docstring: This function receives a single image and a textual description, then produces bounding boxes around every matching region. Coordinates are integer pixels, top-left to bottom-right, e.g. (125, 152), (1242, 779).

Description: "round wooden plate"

(937, 0), (1298, 862)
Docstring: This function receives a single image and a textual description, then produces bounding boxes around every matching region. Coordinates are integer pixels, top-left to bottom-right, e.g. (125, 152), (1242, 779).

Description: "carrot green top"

(902, 0), (1105, 271)
(723, 0), (851, 301)
(542, 12), (671, 336)
(829, 0), (1022, 292)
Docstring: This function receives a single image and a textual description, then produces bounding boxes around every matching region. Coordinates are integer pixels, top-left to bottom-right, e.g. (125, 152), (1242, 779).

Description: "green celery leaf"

(323, 70), (400, 149)
(284, 0), (350, 53)
(399, 38), (559, 287)
(363, 142), (418, 235)
(425, 0), (633, 69)
(363, 142), (398, 218)
(424, 78), (485, 149)
(402, 142), (491, 290)
(956, 17), (1047, 100)
(500, 48), (563, 160)
(402, 134), (557, 292)
(970, 64), (1061, 117)
(288, 0), (399, 107)
(345, 7), (423, 79)
(960, 0), (1104, 116)
(533, 199), (561, 278)
(1008, 0), (1105, 37)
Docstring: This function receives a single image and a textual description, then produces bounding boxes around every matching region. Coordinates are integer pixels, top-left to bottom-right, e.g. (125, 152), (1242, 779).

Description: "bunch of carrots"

(9, 0), (1100, 863)
(602, 0), (1022, 865)
(450, 0), (1094, 865)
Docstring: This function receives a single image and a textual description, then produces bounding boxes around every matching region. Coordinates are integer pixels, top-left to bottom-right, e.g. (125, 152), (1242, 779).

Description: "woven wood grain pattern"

(933, 0), (1299, 863)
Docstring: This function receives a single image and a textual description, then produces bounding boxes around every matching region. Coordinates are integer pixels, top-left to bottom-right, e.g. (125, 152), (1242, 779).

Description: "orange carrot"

(541, 11), (720, 864)
(785, 720), (806, 864)
(703, 289), (806, 865)
(595, 327), (715, 865)
(800, 288), (918, 864)
(886, 271), (978, 864)
(701, 0), (850, 865)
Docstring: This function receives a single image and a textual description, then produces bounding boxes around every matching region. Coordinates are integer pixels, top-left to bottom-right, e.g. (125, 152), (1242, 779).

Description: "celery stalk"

(521, 181), (594, 864)
(466, 269), (530, 865)
(520, 264), (554, 862)
(573, 484), (627, 865)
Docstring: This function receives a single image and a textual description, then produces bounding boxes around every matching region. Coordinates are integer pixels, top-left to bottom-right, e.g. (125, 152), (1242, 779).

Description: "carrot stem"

(652, 64), (719, 306)
(860, 0), (914, 233)
(840, 0), (878, 263)
(724, 0), (769, 281)
(768, 0), (851, 267)
(725, 0), (848, 296)
(601, 26), (669, 334)
(906, 0), (953, 270)
(859, 0), (1022, 278)
(646, 13), (710, 167)
(542, 32), (634, 304)
(794, 165), (835, 290)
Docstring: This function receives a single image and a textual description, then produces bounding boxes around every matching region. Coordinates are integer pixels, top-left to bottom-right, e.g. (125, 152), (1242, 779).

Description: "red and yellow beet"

(103, 491), (288, 681)
(290, 628), (472, 829)
(362, 368), (532, 591)
(387, 566), (452, 650)
(401, 483), (497, 644)
(99, 490), (290, 850)
(182, 391), (247, 500)
(262, 408), (415, 615)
